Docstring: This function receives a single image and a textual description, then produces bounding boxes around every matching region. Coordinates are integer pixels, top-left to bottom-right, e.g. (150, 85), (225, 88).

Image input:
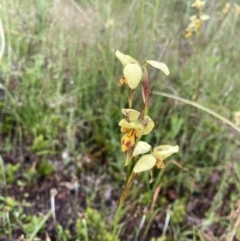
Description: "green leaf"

(0, 19), (5, 60)
(133, 141), (151, 157)
(115, 50), (139, 66)
(123, 64), (142, 89)
(133, 154), (156, 173)
(146, 60), (170, 76)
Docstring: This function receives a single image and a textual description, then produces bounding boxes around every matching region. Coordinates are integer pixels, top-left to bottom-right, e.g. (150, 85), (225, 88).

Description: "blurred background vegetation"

(0, 0), (240, 240)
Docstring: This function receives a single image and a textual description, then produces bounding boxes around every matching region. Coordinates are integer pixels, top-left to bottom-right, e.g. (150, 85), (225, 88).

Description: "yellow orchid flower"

(152, 145), (179, 169)
(119, 109), (154, 152)
(223, 3), (231, 14)
(185, 30), (193, 38)
(133, 145), (179, 173)
(234, 4), (240, 14)
(185, 14), (210, 38)
(191, 0), (206, 9)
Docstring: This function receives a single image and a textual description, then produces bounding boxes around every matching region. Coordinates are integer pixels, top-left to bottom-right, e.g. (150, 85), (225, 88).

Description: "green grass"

(0, 0), (240, 240)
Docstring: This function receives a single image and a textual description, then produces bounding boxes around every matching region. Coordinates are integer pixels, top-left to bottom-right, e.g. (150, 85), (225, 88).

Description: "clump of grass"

(76, 208), (120, 241)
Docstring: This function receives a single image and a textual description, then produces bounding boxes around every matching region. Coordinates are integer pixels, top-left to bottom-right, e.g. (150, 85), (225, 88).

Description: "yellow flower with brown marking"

(185, 14), (210, 38)
(119, 109), (154, 152)
(133, 144), (179, 173)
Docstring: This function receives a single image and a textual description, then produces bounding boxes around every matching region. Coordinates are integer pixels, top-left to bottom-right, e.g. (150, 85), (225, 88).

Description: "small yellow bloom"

(133, 145), (179, 173)
(119, 118), (143, 152)
(119, 109), (154, 152)
(234, 4), (240, 14)
(234, 111), (240, 125)
(186, 16), (196, 31)
(191, 0), (206, 9)
(185, 13), (209, 37)
(223, 3), (231, 14)
(105, 19), (114, 28)
(189, 15), (197, 21)
(121, 127), (141, 152)
(185, 30), (193, 38)
(194, 19), (201, 30)
(152, 145), (179, 169)
(188, 15), (202, 31)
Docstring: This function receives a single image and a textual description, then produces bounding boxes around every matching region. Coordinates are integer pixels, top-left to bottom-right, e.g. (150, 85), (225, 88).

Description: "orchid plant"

(112, 50), (179, 236)
(185, 0), (210, 38)
(184, 0), (210, 101)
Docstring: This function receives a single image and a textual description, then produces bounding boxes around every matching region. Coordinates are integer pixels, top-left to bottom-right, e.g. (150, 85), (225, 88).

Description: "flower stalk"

(112, 173), (137, 237)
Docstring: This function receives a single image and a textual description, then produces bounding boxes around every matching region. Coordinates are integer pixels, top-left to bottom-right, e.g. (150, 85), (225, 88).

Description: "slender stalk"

(134, 214), (146, 241)
(0, 156), (7, 195)
(3, 0), (11, 86)
(162, 209), (171, 236)
(5, 208), (13, 241)
(142, 66), (150, 116)
(112, 198), (124, 238)
(50, 188), (57, 224)
(192, 7), (203, 101)
(82, 218), (89, 241)
(128, 89), (134, 108)
(0, 19), (5, 59)
(140, 207), (162, 241)
(228, 212), (240, 241)
(121, 173), (137, 202)
(125, 158), (133, 185)
(112, 173), (137, 238)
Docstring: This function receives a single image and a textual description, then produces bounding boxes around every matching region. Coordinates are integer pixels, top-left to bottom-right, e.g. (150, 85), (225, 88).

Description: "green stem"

(193, 9), (202, 101)
(125, 158), (133, 185)
(128, 89), (134, 108)
(112, 173), (137, 238)
(112, 198), (124, 239)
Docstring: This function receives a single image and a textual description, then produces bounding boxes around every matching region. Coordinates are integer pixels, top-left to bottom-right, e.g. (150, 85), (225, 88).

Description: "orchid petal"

(146, 60), (170, 76)
(132, 141), (151, 157)
(153, 145), (179, 161)
(143, 119), (154, 135)
(119, 119), (143, 130)
(234, 111), (240, 125)
(123, 64), (142, 89)
(115, 50), (139, 66)
(189, 15), (197, 21)
(200, 14), (210, 21)
(121, 130), (135, 152)
(133, 154), (156, 173)
(121, 109), (141, 120)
